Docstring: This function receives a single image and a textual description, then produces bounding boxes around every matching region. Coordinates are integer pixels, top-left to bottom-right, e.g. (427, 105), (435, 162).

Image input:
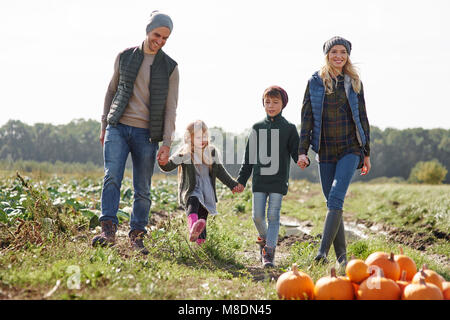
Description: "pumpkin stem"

(389, 252), (395, 261)
(400, 270), (407, 281)
(420, 270), (428, 278)
(330, 267), (337, 278)
(419, 277), (427, 286)
(422, 264), (428, 270)
(292, 263), (299, 274)
(398, 246), (404, 255)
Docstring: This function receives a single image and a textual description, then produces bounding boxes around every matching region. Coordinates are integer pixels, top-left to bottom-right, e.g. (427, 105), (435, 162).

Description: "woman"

(297, 36), (371, 267)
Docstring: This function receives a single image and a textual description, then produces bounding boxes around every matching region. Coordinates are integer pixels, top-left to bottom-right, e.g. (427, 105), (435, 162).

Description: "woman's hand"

(99, 129), (106, 146)
(297, 154), (309, 170)
(360, 156), (371, 175)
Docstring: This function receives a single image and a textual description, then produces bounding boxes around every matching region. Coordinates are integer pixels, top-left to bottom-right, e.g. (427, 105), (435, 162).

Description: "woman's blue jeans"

(317, 153), (359, 263)
(100, 123), (159, 234)
(318, 153), (360, 211)
(252, 192), (283, 248)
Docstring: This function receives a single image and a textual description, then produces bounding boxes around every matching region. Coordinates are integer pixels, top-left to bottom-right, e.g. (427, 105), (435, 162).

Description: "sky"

(1, 0), (450, 137)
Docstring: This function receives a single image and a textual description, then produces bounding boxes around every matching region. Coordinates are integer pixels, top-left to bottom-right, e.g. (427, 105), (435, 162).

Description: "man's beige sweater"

(101, 51), (179, 147)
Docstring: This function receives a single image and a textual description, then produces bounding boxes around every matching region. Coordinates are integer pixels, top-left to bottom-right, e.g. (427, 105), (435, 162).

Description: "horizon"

(2, 117), (449, 134)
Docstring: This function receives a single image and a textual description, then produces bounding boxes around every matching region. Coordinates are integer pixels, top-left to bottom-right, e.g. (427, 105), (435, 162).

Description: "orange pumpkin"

(442, 282), (450, 300)
(276, 263), (315, 300)
(402, 278), (443, 300)
(365, 252), (401, 281)
(396, 270), (410, 294)
(346, 258), (370, 284)
(357, 269), (401, 300)
(352, 282), (359, 299)
(314, 268), (354, 300)
(412, 264), (444, 291)
(394, 246), (417, 281)
(364, 251), (387, 264)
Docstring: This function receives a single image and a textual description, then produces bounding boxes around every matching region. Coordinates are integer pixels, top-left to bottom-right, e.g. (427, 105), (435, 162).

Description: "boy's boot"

(92, 220), (117, 247)
(256, 237), (266, 262)
(129, 230), (149, 255)
(262, 245), (276, 268)
(314, 209), (343, 264)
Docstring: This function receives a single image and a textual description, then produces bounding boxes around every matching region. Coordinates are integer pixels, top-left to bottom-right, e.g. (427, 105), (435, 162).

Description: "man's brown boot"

(129, 230), (149, 255)
(92, 220), (117, 247)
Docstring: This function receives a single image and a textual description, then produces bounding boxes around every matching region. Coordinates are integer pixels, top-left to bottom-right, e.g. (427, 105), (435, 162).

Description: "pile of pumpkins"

(276, 247), (449, 300)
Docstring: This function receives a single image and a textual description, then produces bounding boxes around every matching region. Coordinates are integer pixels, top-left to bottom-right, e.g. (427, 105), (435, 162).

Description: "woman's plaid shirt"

(299, 75), (370, 163)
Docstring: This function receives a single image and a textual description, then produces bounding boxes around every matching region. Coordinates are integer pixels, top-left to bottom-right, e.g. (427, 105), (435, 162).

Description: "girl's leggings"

(186, 196), (208, 239)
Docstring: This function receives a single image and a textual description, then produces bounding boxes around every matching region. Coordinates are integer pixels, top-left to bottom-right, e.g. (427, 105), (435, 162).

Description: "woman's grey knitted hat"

(146, 11), (173, 34)
(323, 36), (352, 55)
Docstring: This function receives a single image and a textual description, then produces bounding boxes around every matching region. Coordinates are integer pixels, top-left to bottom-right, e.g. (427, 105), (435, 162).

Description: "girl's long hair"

(175, 120), (217, 181)
(319, 55), (361, 95)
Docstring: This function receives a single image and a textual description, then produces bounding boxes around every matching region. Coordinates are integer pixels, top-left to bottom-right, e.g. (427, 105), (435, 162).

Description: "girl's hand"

(297, 154), (309, 170)
(360, 156), (371, 175)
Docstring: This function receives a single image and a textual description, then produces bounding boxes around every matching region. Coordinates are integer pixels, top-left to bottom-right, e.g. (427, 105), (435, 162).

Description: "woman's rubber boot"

(314, 209), (343, 264)
(333, 218), (348, 273)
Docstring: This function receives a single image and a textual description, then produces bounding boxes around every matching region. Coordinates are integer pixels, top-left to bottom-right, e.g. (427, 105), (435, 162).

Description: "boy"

(234, 86), (300, 267)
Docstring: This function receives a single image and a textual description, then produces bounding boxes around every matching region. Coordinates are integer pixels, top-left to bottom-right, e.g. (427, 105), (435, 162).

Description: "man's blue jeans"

(100, 123), (159, 233)
(252, 192), (283, 248)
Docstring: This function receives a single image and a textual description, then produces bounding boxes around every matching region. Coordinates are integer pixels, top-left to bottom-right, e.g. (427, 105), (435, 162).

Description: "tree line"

(0, 119), (449, 183)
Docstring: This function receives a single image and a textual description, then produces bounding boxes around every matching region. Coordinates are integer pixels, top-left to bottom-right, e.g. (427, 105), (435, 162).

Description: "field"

(0, 170), (449, 300)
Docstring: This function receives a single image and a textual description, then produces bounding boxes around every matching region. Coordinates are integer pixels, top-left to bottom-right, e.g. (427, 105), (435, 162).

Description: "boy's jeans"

(252, 192), (283, 248)
(100, 123), (159, 233)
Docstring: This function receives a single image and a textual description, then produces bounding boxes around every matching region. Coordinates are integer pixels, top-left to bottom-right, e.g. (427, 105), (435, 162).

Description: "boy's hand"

(232, 183), (245, 194)
(297, 154), (309, 170)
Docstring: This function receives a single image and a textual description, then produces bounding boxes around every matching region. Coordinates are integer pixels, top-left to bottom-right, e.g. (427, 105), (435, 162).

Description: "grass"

(0, 171), (449, 299)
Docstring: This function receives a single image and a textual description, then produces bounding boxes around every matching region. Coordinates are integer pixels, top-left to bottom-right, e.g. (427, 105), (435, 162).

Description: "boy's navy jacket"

(237, 112), (299, 195)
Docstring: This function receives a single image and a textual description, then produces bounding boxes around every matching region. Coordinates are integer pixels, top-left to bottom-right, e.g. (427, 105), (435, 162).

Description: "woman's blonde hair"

(319, 54), (361, 95)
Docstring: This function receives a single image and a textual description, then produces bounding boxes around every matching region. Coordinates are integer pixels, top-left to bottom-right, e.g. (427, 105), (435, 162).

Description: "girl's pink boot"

(187, 214), (206, 242)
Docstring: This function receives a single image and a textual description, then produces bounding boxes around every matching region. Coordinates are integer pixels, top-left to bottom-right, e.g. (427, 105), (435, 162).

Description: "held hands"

(232, 183), (245, 194)
(157, 145), (170, 166)
(297, 154), (310, 170)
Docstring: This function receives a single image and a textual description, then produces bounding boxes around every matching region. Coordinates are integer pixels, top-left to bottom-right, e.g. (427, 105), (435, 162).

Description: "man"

(92, 11), (179, 255)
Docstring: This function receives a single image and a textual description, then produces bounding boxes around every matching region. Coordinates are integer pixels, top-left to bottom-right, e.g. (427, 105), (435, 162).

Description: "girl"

(159, 120), (239, 244)
(297, 36), (371, 267)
